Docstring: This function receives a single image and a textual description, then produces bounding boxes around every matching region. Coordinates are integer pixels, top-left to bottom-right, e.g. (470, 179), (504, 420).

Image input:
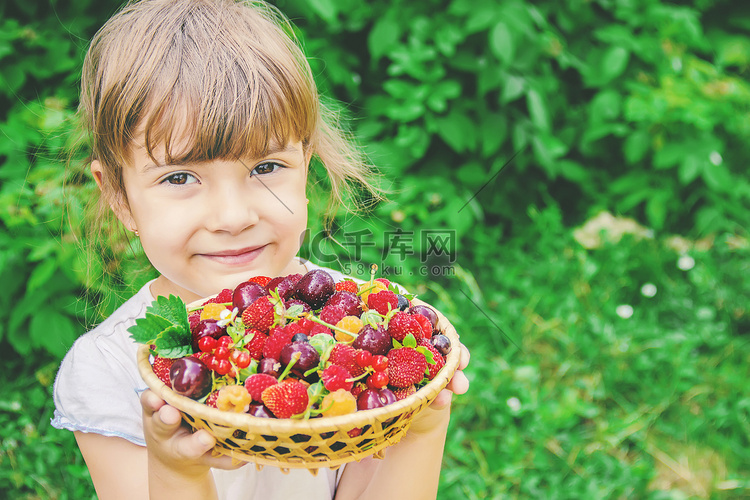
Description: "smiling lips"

(200, 245), (266, 266)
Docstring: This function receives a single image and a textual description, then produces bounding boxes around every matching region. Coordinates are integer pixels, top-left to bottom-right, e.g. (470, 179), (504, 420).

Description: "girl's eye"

(251, 162), (283, 176)
(162, 172), (197, 185)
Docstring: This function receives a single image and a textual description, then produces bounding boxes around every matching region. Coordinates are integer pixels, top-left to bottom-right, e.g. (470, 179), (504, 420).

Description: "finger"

(430, 389), (453, 410)
(172, 429), (217, 460)
(140, 389), (167, 416)
(446, 370), (469, 396)
(458, 343), (470, 371)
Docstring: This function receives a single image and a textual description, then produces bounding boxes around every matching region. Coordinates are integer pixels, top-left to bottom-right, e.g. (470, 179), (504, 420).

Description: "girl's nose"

(204, 177), (260, 235)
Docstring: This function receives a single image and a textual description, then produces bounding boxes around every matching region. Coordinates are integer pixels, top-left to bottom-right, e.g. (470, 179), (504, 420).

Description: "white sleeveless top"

(52, 260), (353, 499)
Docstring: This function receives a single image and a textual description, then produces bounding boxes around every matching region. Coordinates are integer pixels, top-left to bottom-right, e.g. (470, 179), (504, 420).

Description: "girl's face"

(98, 139), (310, 302)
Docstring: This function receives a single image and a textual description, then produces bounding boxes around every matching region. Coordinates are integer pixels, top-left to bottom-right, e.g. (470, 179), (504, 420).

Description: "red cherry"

(371, 355), (388, 372)
(355, 350), (373, 368)
(214, 359), (231, 375)
(198, 336), (218, 353)
(231, 350), (252, 369)
(214, 346), (230, 361)
(366, 371), (389, 389)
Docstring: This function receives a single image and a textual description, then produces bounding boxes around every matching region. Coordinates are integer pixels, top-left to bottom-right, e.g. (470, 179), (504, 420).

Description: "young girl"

(52, 0), (470, 498)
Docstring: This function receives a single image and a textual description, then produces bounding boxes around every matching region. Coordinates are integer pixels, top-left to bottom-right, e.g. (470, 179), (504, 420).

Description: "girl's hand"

(140, 390), (244, 482)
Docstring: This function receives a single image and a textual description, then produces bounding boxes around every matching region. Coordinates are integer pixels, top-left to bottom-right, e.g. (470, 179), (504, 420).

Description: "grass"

(431, 206), (750, 499)
(1, 205), (748, 499)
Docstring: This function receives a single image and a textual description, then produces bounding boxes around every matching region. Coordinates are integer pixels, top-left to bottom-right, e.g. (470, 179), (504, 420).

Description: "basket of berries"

(133, 267), (460, 471)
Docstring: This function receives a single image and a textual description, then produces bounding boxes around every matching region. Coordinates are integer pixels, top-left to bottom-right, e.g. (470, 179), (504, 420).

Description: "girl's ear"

(91, 159), (137, 231)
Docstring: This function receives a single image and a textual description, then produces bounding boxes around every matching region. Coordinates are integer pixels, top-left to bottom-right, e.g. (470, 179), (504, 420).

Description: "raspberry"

(248, 276), (272, 287)
(412, 314), (433, 339)
(359, 280), (387, 303)
(335, 280), (358, 294)
(418, 339), (445, 380)
(320, 389), (357, 417)
(367, 290), (399, 316)
(216, 288), (234, 303)
(320, 365), (353, 392)
(263, 326), (295, 360)
(307, 323), (330, 336)
(243, 329), (267, 360)
(328, 343), (366, 377)
(188, 311), (201, 331)
(387, 346), (428, 388)
(244, 373), (278, 402)
(262, 380), (309, 419)
(320, 305), (346, 325)
(387, 311), (422, 342)
(374, 278), (391, 287)
(152, 356), (174, 388)
(335, 315), (363, 342)
(216, 385), (252, 413)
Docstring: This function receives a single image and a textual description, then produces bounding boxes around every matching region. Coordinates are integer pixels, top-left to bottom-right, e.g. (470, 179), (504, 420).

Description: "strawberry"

(152, 356), (174, 387)
(418, 338), (445, 380)
(387, 346), (427, 388)
(241, 296), (278, 332)
(205, 390), (220, 408)
(261, 380), (309, 418)
(392, 385), (416, 401)
(244, 373), (278, 402)
(335, 280), (358, 293)
(320, 365), (353, 392)
(328, 343), (366, 377)
(263, 326), (295, 360)
(243, 328), (267, 360)
(412, 314), (433, 339)
(248, 276), (272, 287)
(367, 290), (399, 316)
(387, 311), (422, 342)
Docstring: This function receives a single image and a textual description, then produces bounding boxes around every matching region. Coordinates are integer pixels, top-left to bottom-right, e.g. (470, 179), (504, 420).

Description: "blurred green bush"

(1, 0), (749, 497)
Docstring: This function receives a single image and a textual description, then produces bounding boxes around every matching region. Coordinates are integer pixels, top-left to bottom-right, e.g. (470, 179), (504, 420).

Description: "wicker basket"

(136, 299), (461, 472)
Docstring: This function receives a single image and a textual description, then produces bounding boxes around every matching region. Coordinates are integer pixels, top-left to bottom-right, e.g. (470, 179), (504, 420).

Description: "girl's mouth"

(199, 245), (267, 266)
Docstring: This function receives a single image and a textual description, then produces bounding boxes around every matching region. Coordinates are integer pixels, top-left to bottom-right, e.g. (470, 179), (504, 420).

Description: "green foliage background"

(1, 0), (748, 498)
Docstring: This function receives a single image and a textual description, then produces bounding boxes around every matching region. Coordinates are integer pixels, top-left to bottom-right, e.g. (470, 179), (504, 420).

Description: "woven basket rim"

(137, 298), (461, 434)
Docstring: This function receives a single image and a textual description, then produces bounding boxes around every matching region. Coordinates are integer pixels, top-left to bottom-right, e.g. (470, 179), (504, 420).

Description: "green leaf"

(308, 0), (337, 24)
(368, 17), (400, 62)
(31, 311), (77, 359)
(153, 326), (193, 358)
(599, 46), (630, 83)
(147, 295), (190, 332)
(403, 333), (417, 348)
(526, 89), (550, 132)
(128, 313), (173, 344)
(489, 22), (514, 64)
(434, 111), (477, 153)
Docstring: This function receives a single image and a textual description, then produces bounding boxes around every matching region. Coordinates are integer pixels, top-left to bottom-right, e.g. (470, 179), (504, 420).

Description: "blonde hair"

(76, 0), (380, 285)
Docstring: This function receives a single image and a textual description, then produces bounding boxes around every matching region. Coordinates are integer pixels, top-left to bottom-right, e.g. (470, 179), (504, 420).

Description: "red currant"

(198, 336), (218, 353)
(371, 355), (388, 372)
(214, 359), (231, 375)
(230, 350), (252, 369)
(366, 371), (389, 389)
(214, 346), (230, 361)
(218, 335), (233, 348)
(204, 354), (217, 371)
(355, 350), (373, 368)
